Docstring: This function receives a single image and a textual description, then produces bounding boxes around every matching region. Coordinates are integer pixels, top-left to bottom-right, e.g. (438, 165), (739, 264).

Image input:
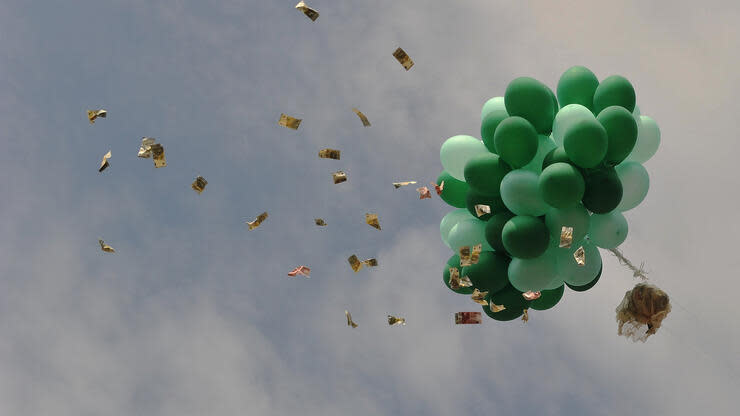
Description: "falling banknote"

(522, 309), (530, 323)
(393, 181), (417, 188)
(278, 113), (302, 130)
(246, 212), (269, 230)
(332, 171), (347, 184)
(471, 289), (489, 306)
(459, 244), (482, 267)
(574, 246), (585, 266)
(489, 301), (506, 313)
(352, 108), (371, 126)
(318, 148), (341, 160)
(345, 310), (358, 328)
(191, 176), (208, 194)
(392, 47), (414, 70)
(314, 218), (326, 226)
(474, 204), (491, 217)
(365, 213), (380, 230)
(87, 109), (107, 124)
(295, 1), (319, 21)
(99, 239), (115, 253)
(348, 255), (378, 272)
(388, 315), (406, 326)
(288, 266), (311, 278)
(432, 181), (444, 195)
(99, 150), (111, 172)
(560, 226), (573, 248)
(138, 137), (166, 168)
(454, 312), (482, 325)
(417, 187), (431, 199)
(522, 291), (541, 301)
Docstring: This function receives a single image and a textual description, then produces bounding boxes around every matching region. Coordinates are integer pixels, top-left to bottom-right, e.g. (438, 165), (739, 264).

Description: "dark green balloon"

(557, 66), (599, 111)
(538, 162), (585, 208)
(465, 190), (507, 221)
(582, 167), (623, 214)
(563, 118), (608, 168)
(566, 264), (602, 292)
(593, 75), (636, 115)
(481, 111), (509, 154)
(542, 147), (572, 169)
(597, 106), (638, 166)
(463, 153), (511, 196)
(461, 251), (510, 294)
(484, 211), (515, 254)
(529, 285), (565, 310)
(436, 171), (469, 208)
(501, 215), (550, 259)
(493, 116), (539, 168)
(504, 77), (556, 135)
(483, 284), (530, 321)
(443, 254), (475, 295)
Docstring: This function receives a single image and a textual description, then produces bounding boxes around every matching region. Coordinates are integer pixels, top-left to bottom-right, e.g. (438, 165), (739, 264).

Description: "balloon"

(542, 146), (575, 170)
(440, 135), (487, 181)
(566, 264), (602, 292)
(483, 284), (530, 321)
(552, 104), (595, 146)
(448, 219), (494, 252)
(508, 250), (559, 292)
(522, 134), (557, 174)
(625, 116), (660, 164)
(461, 251), (510, 294)
(484, 211), (515, 254)
(443, 254), (475, 294)
(500, 170), (549, 216)
(463, 153), (511, 196)
(632, 104), (640, 118)
(544, 204), (590, 245)
(588, 211), (628, 248)
(582, 167), (623, 214)
(530, 285), (565, 310)
(493, 116), (539, 168)
(557, 66), (599, 111)
(563, 118), (608, 168)
(615, 162), (650, 211)
(593, 75), (636, 115)
(504, 77), (556, 134)
(538, 163), (585, 208)
(597, 106), (638, 166)
(502, 215), (550, 259)
(465, 190), (507, 221)
(556, 240), (602, 286)
(436, 171), (470, 208)
(480, 97), (509, 153)
(440, 209), (474, 248)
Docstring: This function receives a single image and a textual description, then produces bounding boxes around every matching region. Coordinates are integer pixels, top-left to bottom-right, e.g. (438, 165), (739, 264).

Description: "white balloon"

(440, 135), (488, 181)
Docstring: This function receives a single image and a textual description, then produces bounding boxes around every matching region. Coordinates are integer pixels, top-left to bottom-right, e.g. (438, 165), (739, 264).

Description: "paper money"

(417, 187), (431, 199)
(314, 218), (326, 226)
(246, 212), (269, 230)
(348, 255), (377, 272)
(432, 181), (444, 195)
(318, 148), (341, 160)
(345, 310), (358, 328)
(295, 1), (319, 21)
(392, 47), (414, 70)
(460, 275), (472, 287)
(87, 109), (107, 124)
(474, 204), (491, 217)
(459, 246), (472, 267)
(449, 267), (460, 289)
(191, 176), (208, 194)
(388, 315), (406, 326)
(278, 113), (302, 129)
(138, 137), (155, 157)
(99, 150), (111, 172)
(471, 289), (489, 306)
(332, 171), (347, 184)
(454, 312), (482, 325)
(365, 213), (381, 230)
(288, 265), (311, 277)
(574, 246), (585, 266)
(393, 181), (417, 188)
(522, 291), (541, 301)
(137, 138), (167, 168)
(470, 244), (482, 265)
(363, 258), (378, 267)
(522, 309), (530, 323)
(560, 226), (573, 248)
(489, 301), (506, 313)
(99, 239), (115, 253)
(352, 108), (371, 126)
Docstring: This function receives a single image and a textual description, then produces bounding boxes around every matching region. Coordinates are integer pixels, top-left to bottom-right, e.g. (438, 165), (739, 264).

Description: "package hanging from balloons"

(352, 108), (371, 126)
(87, 109), (107, 124)
(616, 283), (671, 342)
(98, 150), (111, 172)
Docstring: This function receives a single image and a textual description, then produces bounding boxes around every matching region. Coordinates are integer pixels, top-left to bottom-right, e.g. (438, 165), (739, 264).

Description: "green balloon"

(542, 146), (574, 170)
(615, 161), (649, 211)
(530, 285), (565, 310)
(538, 163), (585, 208)
(556, 240), (602, 286)
(522, 134), (557, 174)
(582, 167), (623, 214)
(504, 77), (556, 134)
(461, 251), (510, 294)
(566, 264), (602, 292)
(500, 170), (549, 216)
(463, 153), (511, 196)
(588, 211), (628, 248)
(593, 75), (636, 115)
(563, 118), (608, 168)
(448, 219), (494, 252)
(481, 97), (509, 153)
(436, 171), (469, 208)
(493, 116), (539, 168)
(440, 208), (474, 248)
(597, 106), (638, 166)
(483, 284), (530, 321)
(508, 249), (559, 292)
(481, 97), (506, 120)
(465, 190), (507, 221)
(484, 211), (515, 254)
(625, 116), (660, 164)
(443, 254), (475, 294)
(440, 135), (487, 181)
(502, 215), (550, 259)
(544, 204), (590, 245)
(552, 104), (595, 146)
(557, 66), (599, 111)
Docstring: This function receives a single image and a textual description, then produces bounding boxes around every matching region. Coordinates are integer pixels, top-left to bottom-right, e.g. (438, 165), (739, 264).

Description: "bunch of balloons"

(438, 66), (660, 321)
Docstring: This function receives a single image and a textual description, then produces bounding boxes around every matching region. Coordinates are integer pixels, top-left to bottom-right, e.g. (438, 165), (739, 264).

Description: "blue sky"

(1, 0), (738, 414)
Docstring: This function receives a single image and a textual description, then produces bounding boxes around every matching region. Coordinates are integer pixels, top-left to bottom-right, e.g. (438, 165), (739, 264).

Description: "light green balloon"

(632, 104), (640, 118)
(500, 169), (549, 216)
(448, 219), (494, 252)
(544, 204), (591, 245)
(481, 96), (507, 121)
(616, 162), (650, 211)
(440, 209), (474, 248)
(556, 240), (602, 286)
(552, 104), (595, 146)
(588, 211), (628, 248)
(440, 135), (488, 181)
(522, 134), (557, 174)
(508, 249), (559, 292)
(625, 116), (660, 164)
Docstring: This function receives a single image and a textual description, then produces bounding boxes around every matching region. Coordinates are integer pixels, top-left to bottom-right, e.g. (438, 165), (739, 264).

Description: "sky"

(0, 0), (739, 414)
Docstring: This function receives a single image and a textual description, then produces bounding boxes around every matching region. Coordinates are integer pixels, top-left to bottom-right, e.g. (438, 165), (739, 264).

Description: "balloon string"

(660, 325), (740, 385)
(607, 247), (648, 280)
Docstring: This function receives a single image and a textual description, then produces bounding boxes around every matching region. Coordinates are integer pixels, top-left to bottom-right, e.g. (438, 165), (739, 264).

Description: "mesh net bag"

(616, 283), (671, 342)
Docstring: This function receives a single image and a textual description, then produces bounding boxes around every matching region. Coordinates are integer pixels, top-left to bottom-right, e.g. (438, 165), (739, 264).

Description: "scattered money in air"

(295, 1), (319, 21)
(449, 267), (461, 289)
(471, 289), (489, 306)
(332, 171), (347, 184)
(352, 108), (371, 126)
(392, 47), (414, 70)
(365, 213), (381, 230)
(474, 204), (491, 217)
(288, 266), (311, 278)
(191, 176), (208, 194)
(459, 246), (471, 267)
(314, 218), (326, 226)
(138, 137), (166, 168)
(388, 315), (406, 326)
(393, 181), (417, 188)
(560, 226), (573, 248)
(99, 150), (111, 172)
(99, 239), (115, 253)
(522, 309), (530, 323)
(246, 212), (269, 230)
(454, 312), (482, 325)
(471, 244), (482, 264)
(417, 187), (431, 199)
(87, 109), (107, 124)
(574, 246), (585, 266)
(432, 181), (444, 195)
(522, 291), (541, 301)
(345, 310), (358, 328)
(489, 301), (506, 313)
(318, 148), (341, 160)
(616, 283), (671, 342)
(278, 113), (302, 130)
(348, 254), (378, 272)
